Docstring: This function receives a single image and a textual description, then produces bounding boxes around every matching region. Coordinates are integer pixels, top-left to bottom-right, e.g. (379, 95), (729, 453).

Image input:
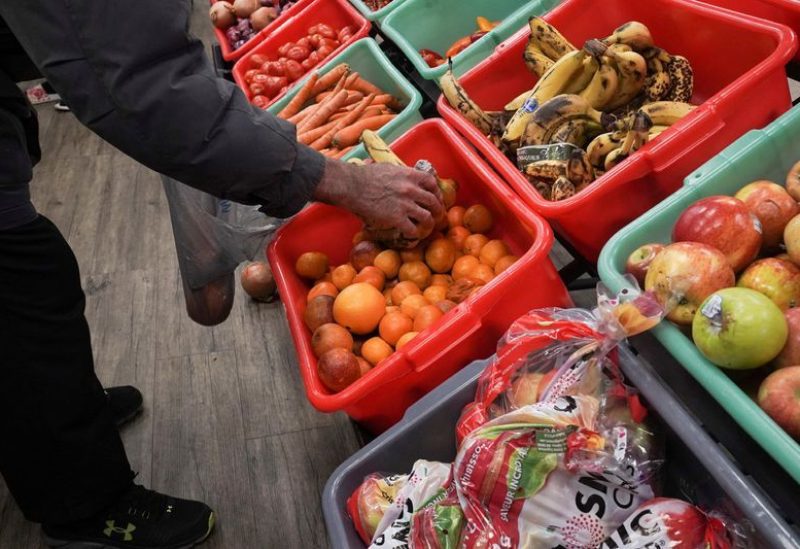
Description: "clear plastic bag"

(161, 175), (284, 325)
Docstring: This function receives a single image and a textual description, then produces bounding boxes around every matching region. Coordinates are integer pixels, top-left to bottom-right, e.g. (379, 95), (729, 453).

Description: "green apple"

(692, 287), (788, 369)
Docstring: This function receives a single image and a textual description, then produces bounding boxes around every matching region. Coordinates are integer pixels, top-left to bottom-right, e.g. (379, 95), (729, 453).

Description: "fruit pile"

(627, 162), (800, 440)
(296, 132), (519, 393)
(441, 19), (695, 202)
(418, 17), (498, 68)
(209, 0), (296, 51)
(240, 23), (356, 103)
(272, 63), (403, 157)
(363, 0), (394, 10)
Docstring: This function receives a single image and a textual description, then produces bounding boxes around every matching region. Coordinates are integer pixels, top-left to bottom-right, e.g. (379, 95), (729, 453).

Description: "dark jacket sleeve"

(0, 0), (325, 217)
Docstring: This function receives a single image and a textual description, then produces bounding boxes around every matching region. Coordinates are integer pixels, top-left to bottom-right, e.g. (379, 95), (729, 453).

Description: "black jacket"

(0, 1), (325, 218)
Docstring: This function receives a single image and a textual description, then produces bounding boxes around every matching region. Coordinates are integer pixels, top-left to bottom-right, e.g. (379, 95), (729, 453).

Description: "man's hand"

(313, 158), (444, 241)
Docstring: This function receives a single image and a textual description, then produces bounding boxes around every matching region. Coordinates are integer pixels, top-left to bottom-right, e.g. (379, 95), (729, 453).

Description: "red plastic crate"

(700, 0), (800, 62)
(267, 119), (572, 433)
(210, 0), (314, 63)
(232, 0), (370, 107)
(438, 0), (796, 262)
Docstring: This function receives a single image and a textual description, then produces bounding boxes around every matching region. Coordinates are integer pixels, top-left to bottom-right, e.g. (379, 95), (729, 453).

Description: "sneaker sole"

(114, 406), (143, 428)
(44, 511), (215, 549)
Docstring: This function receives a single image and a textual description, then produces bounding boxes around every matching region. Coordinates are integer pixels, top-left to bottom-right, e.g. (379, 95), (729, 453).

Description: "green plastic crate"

(597, 104), (800, 484)
(269, 38), (423, 161)
(381, 0), (563, 82)
(348, 0), (408, 22)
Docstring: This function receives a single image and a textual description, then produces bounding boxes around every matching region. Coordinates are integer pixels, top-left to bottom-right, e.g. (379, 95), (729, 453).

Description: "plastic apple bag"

(161, 175), (283, 325)
(453, 395), (657, 548)
(456, 280), (663, 444)
(367, 460), (452, 548)
(599, 497), (754, 549)
(409, 482), (465, 549)
(347, 472), (409, 544)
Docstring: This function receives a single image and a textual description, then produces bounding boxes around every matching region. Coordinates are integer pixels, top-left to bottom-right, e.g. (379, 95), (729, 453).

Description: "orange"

(494, 255), (519, 275)
(311, 323), (354, 358)
(463, 234), (489, 257)
(431, 274), (453, 287)
(447, 206), (466, 228)
(395, 331), (418, 350)
(452, 255), (480, 281)
(391, 281), (421, 305)
(362, 337), (393, 366)
(424, 238), (457, 274)
(400, 246), (424, 263)
(308, 281), (338, 301)
(413, 305), (443, 332)
(400, 294), (430, 319)
(479, 240), (510, 268)
(379, 312), (414, 346)
(295, 251), (329, 280)
(374, 250), (401, 279)
(471, 263), (495, 285)
(463, 204), (493, 234)
(448, 226), (471, 250)
(385, 305), (400, 315)
(331, 264), (357, 290)
(399, 261), (432, 290)
(423, 285), (447, 304)
(439, 178), (458, 209)
(332, 283), (386, 335)
(353, 266), (386, 291)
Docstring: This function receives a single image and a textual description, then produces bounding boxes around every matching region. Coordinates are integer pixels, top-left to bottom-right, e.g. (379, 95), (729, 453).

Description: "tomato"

(244, 69), (260, 83)
(285, 45), (311, 61)
(317, 25), (336, 40)
(296, 37), (312, 50)
(252, 73), (270, 84)
(251, 95), (269, 109)
(419, 49), (444, 68)
(283, 59), (304, 82)
(277, 41), (295, 57)
(263, 75), (288, 97)
(318, 38), (339, 51)
(308, 24), (320, 34)
(337, 26), (354, 42)
(309, 33), (322, 48)
(300, 58), (314, 71)
(316, 45), (334, 59)
(249, 82), (266, 96)
(250, 54), (269, 66)
(307, 51), (320, 65)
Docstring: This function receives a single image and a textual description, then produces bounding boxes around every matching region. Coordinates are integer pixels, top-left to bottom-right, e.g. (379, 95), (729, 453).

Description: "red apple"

(784, 214), (800, 265)
(625, 243), (665, 287)
(734, 180), (799, 251)
(672, 195), (762, 272)
(645, 242), (735, 326)
(786, 160), (800, 202)
(758, 366), (800, 439)
(775, 252), (795, 264)
(774, 308), (800, 369)
(737, 258), (800, 310)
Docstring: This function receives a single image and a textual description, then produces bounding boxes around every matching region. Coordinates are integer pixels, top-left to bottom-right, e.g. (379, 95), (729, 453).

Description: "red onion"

(209, 1), (236, 29)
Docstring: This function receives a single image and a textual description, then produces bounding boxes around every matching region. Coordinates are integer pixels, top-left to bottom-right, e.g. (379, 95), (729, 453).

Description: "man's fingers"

(396, 218), (418, 240)
(409, 187), (444, 220)
(406, 203), (435, 231)
(415, 172), (442, 200)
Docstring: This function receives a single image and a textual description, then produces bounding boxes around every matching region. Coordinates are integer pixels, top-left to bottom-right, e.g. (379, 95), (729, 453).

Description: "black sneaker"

(43, 484), (215, 548)
(54, 100), (70, 112)
(105, 386), (144, 427)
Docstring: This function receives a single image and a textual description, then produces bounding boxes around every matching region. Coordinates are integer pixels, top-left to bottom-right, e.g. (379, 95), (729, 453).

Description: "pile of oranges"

(295, 184), (520, 393)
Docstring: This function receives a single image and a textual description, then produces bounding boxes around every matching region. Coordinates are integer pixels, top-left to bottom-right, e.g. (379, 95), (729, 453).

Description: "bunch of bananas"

(440, 19), (697, 202)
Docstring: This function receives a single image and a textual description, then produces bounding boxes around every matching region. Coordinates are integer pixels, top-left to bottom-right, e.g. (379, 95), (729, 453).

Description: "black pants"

(0, 215), (133, 524)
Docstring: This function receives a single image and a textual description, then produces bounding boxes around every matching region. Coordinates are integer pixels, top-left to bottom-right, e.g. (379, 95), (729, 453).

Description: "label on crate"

(517, 143), (584, 170)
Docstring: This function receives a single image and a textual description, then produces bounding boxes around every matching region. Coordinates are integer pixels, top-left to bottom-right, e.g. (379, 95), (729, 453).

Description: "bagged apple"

(347, 472), (409, 543)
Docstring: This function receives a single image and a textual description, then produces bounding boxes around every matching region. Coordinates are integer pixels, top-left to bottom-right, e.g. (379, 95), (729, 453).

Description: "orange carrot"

(370, 94), (394, 106)
(309, 63), (349, 97)
(311, 94), (375, 151)
(298, 89), (349, 132)
(317, 89), (363, 105)
(348, 75), (384, 97)
(332, 115), (396, 149)
(357, 106), (389, 120)
(343, 71), (360, 89)
(298, 118), (339, 145)
(278, 72), (319, 119)
(287, 105), (315, 125)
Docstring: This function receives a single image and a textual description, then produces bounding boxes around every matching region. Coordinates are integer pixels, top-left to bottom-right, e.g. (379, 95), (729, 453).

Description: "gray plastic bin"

(322, 346), (800, 548)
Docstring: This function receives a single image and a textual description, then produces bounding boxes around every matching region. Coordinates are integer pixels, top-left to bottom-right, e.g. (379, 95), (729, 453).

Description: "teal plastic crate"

(348, 0), (408, 22)
(381, 0), (563, 82)
(597, 104), (800, 484)
(269, 38), (423, 161)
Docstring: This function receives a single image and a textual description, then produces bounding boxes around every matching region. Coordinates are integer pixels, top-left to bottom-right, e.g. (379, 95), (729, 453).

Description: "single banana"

(587, 131), (625, 169)
(521, 94), (604, 147)
(566, 148), (594, 190)
(361, 130), (405, 166)
(502, 49), (596, 143)
(564, 55), (600, 95)
(579, 39), (620, 110)
(638, 101), (695, 126)
(527, 16), (576, 61)
(604, 46), (647, 111)
(439, 67), (495, 135)
(523, 44), (555, 77)
(644, 47), (672, 102)
(603, 21), (654, 52)
(531, 179), (552, 199)
(549, 118), (602, 147)
(550, 176), (576, 201)
(524, 159), (568, 181)
(666, 55), (694, 102)
(604, 111), (652, 171)
(505, 88), (534, 111)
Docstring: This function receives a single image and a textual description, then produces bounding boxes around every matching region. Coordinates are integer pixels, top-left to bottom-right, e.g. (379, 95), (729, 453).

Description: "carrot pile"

(277, 63), (402, 158)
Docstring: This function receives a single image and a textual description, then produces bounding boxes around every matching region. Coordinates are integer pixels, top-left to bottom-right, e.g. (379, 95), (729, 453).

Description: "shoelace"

(120, 485), (171, 521)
